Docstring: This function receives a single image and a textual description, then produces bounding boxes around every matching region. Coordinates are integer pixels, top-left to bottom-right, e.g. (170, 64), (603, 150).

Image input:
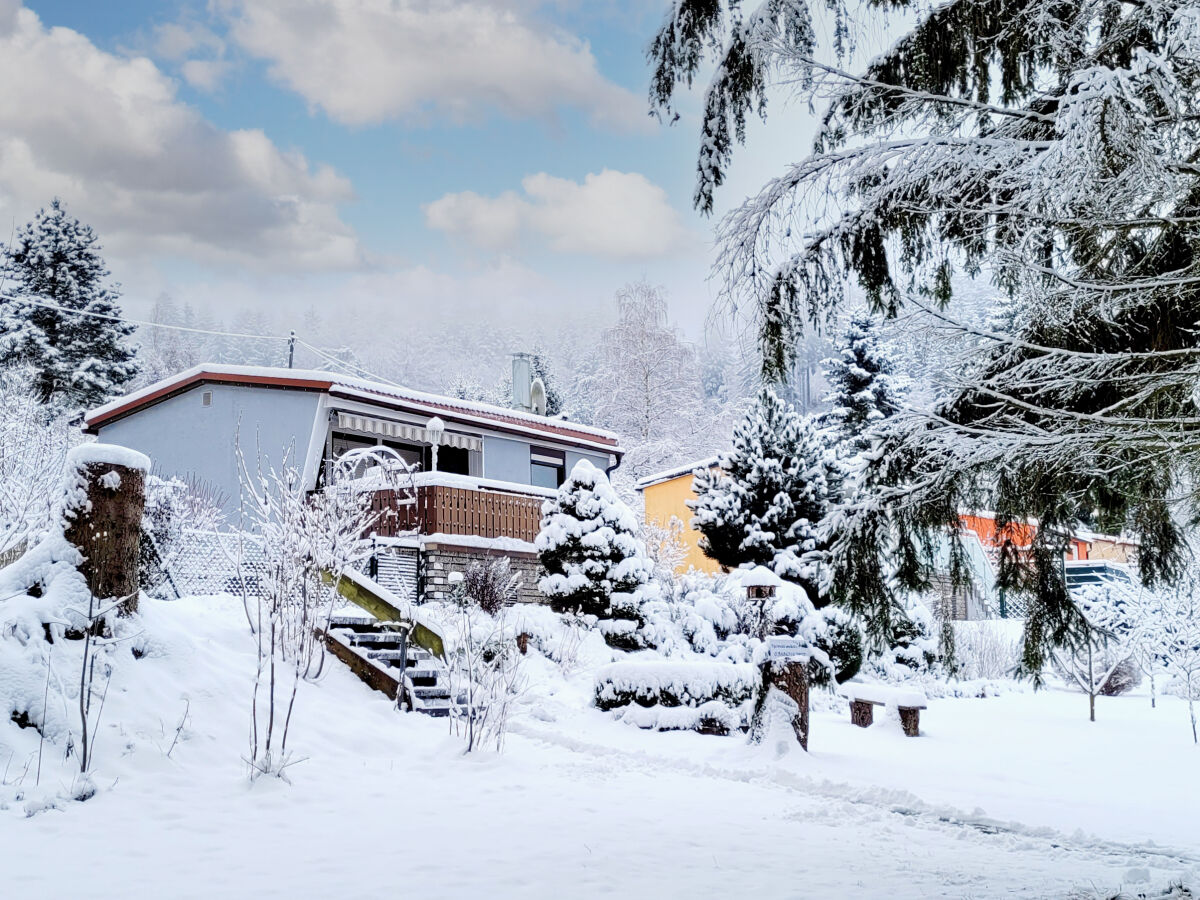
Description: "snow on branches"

(690, 385), (843, 606)
(0, 199), (137, 408)
(535, 460), (654, 619)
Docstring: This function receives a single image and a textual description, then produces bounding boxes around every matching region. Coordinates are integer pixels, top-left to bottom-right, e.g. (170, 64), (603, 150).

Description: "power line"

(294, 337), (403, 387)
(0, 291), (290, 343)
(0, 289), (407, 388)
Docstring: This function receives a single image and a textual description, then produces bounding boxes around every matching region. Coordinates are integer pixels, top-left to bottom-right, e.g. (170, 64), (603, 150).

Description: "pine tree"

(822, 315), (902, 451)
(0, 199), (137, 407)
(690, 386), (843, 606)
(535, 460), (653, 617)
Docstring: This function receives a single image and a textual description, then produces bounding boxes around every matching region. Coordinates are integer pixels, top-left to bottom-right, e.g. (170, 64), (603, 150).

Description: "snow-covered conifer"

(822, 315), (902, 451)
(0, 200), (137, 407)
(690, 386), (843, 606)
(535, 460), (653, 617)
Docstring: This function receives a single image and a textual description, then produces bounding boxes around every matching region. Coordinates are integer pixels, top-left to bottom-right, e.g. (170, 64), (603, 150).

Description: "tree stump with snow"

(850, 699), (874, 728)
(754, 659), (810, 750)
(62, 445), (151, 615)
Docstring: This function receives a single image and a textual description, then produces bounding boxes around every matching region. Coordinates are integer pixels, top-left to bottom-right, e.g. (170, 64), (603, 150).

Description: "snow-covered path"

(2, 595), (1196, 899)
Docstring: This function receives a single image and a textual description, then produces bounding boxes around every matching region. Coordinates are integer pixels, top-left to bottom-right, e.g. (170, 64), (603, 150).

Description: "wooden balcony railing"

(369, 482), (546, 543)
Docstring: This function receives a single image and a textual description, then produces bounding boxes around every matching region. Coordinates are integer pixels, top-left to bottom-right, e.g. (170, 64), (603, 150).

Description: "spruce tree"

(0, 199), (137, 407)
(535, 460), (653, 617)
(822, 315), (902, 451)
(690, 386), (843, 606)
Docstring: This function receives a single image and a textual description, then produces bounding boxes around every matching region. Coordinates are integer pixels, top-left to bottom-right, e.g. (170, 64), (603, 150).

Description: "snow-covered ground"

(2, 594), (1196, 899)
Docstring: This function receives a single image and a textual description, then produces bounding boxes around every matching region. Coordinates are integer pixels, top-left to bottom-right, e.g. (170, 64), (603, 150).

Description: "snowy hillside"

(1, 593), (1196, 899)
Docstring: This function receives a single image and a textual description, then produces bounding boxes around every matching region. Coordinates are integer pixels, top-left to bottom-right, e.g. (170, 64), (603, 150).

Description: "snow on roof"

(634, 455), (721, 491)
(85, 364), (621, 450)
(735, 565), (784, 589)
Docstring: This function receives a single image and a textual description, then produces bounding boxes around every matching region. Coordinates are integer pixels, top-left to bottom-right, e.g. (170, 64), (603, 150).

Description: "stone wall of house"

(421, 540), (545, 605)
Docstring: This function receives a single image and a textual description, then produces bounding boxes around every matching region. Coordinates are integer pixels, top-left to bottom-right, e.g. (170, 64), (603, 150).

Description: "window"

(201, 390), (212, 407)
(530, 446), (565, 488)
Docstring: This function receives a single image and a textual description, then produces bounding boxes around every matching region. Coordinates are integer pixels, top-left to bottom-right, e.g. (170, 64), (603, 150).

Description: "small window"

(530, 446), (565, 488)
(201, 390), (212, 407)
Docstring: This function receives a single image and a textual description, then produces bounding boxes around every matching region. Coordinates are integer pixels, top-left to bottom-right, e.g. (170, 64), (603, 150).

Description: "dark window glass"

(531, 461), (564, 489)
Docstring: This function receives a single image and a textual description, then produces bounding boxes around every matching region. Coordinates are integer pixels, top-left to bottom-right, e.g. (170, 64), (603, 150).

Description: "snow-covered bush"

(803, 605), (864, 686)
(457, 556), (519, 616)
(864, 595), (941, 683)
(634, 571), (742, 658)
(953, 620), (1022, 681)
(536, 460), (654, 620)
(443, 593), (525, 753)
(0, 365), (79, 556)
(236, 443), (409, 778)
(0, 443), (151, 803)
(594, 659), (759, 733)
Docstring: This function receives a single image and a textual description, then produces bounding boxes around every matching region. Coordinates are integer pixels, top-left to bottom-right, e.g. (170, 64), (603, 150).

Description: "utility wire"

(0, 291), (290, 343)
(0, 289), (407, 387)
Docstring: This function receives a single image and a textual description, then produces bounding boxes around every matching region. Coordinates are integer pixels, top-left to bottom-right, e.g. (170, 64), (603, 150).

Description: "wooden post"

(898, 707), (921, 737)
(850, 699), (874, 728)
(62, 446), (150, 615)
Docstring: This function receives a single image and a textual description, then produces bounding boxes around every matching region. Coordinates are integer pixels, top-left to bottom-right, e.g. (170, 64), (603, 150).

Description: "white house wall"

(94, 383), (322, 514)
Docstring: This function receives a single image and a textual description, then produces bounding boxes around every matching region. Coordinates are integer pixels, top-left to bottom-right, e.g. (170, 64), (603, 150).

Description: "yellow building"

(636, 457), (721, 575)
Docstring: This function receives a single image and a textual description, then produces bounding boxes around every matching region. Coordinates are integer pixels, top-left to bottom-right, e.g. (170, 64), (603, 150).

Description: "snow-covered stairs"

(325, 614), (466, 717)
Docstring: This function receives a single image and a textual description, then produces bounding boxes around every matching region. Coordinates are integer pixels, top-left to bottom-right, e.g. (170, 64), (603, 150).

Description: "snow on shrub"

(863, 593), (941, 683)
(594, 659), (759, 712)
(535, 460), (654, 621)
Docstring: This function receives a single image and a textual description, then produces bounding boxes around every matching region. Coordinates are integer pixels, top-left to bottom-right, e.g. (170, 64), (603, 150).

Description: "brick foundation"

(421, 540), (545, 605)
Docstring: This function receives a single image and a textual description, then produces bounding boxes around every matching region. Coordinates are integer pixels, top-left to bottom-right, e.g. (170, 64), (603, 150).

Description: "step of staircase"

(325, 619), (459, 719)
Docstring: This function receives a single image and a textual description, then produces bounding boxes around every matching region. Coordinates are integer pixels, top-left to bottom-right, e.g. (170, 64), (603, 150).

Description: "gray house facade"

(85, 365), (621, 533)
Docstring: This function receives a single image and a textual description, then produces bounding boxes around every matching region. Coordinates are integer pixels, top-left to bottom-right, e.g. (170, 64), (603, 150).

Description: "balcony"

(367, 474), (551, 543)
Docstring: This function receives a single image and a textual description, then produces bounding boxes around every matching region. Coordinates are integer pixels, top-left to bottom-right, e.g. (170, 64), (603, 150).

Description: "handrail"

(320, 568), (446, 660)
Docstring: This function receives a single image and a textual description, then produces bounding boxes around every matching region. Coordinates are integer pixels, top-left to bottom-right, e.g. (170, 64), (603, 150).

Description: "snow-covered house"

(84, 364), (623, 602)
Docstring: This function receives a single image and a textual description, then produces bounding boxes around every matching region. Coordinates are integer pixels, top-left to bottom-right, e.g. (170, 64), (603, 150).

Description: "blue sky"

(1, 0), (779, 337)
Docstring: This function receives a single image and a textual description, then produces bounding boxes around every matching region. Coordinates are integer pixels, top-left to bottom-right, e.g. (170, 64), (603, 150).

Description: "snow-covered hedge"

(594, 659), (759, 711)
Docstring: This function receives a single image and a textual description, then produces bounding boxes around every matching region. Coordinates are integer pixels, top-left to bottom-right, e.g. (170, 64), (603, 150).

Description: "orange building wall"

(641, 472), (720, 575)
(959, 513), (1090, 560)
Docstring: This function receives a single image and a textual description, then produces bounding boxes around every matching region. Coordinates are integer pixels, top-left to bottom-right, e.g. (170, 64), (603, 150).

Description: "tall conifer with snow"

(0, 200), (137, 407)
(690, 386), (843, 606)
(535, 460), (653, 617)
(822, 315), (901, 451)
(649, 0), (1200, 669)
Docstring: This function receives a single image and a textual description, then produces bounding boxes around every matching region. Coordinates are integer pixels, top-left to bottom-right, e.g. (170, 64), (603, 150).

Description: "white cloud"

(151, 20), (232, 91)
(0, 6), (360, 269)
(424, 169), (694, 260)
(219, 0), (645, 130)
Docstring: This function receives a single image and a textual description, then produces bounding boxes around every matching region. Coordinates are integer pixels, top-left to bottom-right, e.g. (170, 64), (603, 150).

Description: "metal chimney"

(511, 354), (533, 411)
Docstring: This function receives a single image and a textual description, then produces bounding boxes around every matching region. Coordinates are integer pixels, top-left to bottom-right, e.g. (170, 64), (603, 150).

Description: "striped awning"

(336, 412), (482, 452)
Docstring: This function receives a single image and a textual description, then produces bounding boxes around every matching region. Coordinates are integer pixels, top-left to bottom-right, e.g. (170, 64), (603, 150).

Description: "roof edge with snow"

(85, 365), (622, 452)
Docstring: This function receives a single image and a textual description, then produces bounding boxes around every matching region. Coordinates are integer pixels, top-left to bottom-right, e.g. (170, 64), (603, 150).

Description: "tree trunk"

(765, 660), (810, 750)
(62, 461), (146, 615)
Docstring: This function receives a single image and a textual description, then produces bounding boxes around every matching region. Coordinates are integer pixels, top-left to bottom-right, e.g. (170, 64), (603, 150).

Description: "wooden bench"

(837, 683), (928, 737)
